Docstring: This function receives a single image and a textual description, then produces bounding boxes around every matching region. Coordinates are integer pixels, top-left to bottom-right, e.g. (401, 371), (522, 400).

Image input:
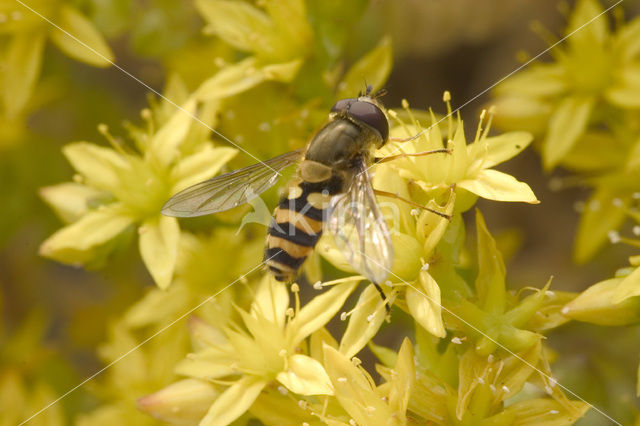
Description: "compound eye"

(347, 101), (389, 141)
(330, 98), (356, 114)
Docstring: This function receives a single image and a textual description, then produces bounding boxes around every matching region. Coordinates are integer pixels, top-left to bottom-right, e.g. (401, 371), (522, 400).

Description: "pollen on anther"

(340, 312), (348, 321)
(608, 230), (621, 244)
(277, 385), (288, 395)
(337, 377), (348, 383)
(313, 281), (323, 290)
(443, 91), (451, 102)
(549, 410), (560, 415)
(612, 198), (624, 207)
(291, 283), (300, 293)
(502, 385), (510, 392)
(451, 336), (463, 344)
(633, 226), (640, 236)
(366, 313), (375, 322)
(385, 280), (393, 287)
(298, 400), (308, 410)
(278, 349), (287, 357)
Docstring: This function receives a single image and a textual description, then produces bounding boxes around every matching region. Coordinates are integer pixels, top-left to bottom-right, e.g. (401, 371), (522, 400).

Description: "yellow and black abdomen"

(265, 175), (342, 282)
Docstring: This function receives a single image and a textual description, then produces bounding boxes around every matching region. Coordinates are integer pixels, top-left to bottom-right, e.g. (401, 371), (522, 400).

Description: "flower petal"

(471, 131), (533, 169)
(566, 0), (608, 47)
(39, 183), (107, 224)
(323, 344), (394, 423)
(150, 98), (198, 167)
(251, 275), (289, 329)
(387, 338), (414, 417)
(543, 96), (594, 169)
(458, 170), (538, 204)
(276, 354), (333, 395)
(289, 278), (359, 345)
(613, 266), (640, 303)
(138, 379), (219, 424)
(196, 0), (274, 54)
(195, 56), (302, 101)
(406, 272), (446, 338)
(62, 142), (128, 193)
(3, 31), (45, 118)
(563, 277), (640, 325)
(39, 203), (134, 265)
(199, 377), (266, 426)
(605, 65), (640, 108)
(493, 64), (566, 97)
(475, 210), (506, 314)
(49, 5), (114, 67)
(171, 146), (237, 193)
(574, 188), (628, 263)
(339, 284), (388, 358)
(139, 215), (180, 289)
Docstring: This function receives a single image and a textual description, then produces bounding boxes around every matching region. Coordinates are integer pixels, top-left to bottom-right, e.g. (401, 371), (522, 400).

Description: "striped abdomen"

(265, 176), (342, 282)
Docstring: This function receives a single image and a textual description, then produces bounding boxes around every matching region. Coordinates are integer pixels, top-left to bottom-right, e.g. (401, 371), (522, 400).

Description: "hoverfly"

(162, 86), (449, 298)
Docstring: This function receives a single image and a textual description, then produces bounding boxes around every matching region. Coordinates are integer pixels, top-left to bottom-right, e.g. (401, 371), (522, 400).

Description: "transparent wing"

(162, 149), (304, 217)
(327, 160), (393, 284)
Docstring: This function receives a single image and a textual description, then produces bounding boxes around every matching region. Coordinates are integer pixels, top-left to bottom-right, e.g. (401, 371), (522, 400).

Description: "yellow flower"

(379, 94), (538, 207)
(0, 0), (113, 119)
(401, 334), (589, 424)
(122, 228), (264, 329)
(39, 84), (237, 288)
(317, 339), (416, 426)
(493, 0), (640, 168)
(77, 322), (188, 426)
(141, 276), (359, 425)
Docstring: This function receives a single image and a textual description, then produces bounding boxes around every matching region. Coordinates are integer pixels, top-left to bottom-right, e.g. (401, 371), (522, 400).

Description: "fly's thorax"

(304, 118), (381, 172)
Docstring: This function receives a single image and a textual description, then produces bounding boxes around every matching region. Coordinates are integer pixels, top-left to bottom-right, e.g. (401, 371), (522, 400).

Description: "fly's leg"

(373, 189), (452, 220)
(374, 148), (450, 164)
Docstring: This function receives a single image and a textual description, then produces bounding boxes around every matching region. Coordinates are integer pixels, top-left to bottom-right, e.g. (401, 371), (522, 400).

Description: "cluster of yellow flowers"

(4, 0), (640, 424)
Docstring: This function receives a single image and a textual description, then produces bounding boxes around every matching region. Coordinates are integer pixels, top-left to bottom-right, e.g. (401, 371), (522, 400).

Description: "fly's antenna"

(372, 88), (387, 100)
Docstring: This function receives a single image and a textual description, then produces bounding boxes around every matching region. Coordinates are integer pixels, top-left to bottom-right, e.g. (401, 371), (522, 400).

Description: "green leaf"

(49, 5), (114, 67)
(199, 376), (266, 426)
(138, 215), (180, 289)
(3, 30), (46, 118)
(574, 188), (628, 263)
(337, 37), (393, 99)
(543, 96), (594, 169)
